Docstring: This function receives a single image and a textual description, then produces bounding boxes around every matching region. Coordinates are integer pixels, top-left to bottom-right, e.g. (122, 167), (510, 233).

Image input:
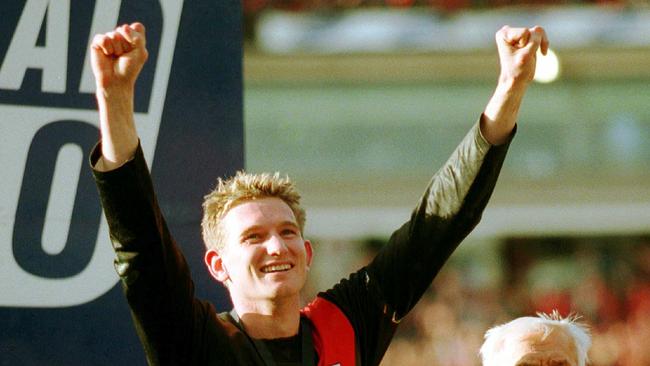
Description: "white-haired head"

(479, 310), (591, 366)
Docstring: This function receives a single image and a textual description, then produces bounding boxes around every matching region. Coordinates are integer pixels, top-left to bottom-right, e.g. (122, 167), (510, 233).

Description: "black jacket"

(91, 119), (513, 365)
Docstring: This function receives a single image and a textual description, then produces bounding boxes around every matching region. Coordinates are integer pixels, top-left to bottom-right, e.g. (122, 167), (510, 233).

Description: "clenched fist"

(90, 22), (148, 91)
(90, 23), (148, 171)
(480, 25), (550, 145)
(495, 25), (549, 86)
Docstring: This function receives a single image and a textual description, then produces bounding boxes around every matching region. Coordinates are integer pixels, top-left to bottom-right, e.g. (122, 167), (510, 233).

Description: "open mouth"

(261, 263), (293, 273)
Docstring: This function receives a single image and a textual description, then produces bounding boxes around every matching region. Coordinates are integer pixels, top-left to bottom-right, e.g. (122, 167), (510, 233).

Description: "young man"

(90, 22), (548, 365)
(480, 311), (592, 366)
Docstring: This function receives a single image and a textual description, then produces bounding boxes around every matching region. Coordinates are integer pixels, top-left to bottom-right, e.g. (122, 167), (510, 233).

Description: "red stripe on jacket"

(302, 297), (356, 366)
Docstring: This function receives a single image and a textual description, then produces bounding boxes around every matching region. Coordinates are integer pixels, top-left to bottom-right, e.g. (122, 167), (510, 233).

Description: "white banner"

(0, 0), (184, 307)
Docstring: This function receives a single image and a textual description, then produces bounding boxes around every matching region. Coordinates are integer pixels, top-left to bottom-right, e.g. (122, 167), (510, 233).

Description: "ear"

(204, 249), (230, 283)
(304, 239), (313, 268)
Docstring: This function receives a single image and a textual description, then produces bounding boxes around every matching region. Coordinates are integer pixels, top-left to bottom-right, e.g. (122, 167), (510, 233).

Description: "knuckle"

(531, 26), (545, 37)
(98, 36), (111, 47)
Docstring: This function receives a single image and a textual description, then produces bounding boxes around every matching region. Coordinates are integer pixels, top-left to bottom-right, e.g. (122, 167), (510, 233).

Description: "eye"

(243, 233), (263, 244)
(280, 228), (298, 237)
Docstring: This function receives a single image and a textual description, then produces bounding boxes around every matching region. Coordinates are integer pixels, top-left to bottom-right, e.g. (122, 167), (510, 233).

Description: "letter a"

(0, 0), (70, 93)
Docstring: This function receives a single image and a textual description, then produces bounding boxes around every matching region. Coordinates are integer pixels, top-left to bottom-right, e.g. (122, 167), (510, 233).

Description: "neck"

(232, 296), (302, 339)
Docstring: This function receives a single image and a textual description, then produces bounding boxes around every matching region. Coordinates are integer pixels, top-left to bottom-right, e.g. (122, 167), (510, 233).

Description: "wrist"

(490, 77), (528, 112)
(496, 75), (529, 95)
(482, 78), (529, 145)
(95, 87), (135, 118)
(95, 85), (135, 103)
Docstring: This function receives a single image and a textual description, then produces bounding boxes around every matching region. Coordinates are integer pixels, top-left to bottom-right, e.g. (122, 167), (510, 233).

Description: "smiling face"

(205, 197), (312, 305)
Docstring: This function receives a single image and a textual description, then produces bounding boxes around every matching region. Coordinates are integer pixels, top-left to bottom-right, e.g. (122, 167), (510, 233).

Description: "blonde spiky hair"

(201, 171), (305, 252)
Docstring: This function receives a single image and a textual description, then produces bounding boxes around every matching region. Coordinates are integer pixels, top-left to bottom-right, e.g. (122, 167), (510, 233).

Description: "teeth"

(262, 264), (292, 273)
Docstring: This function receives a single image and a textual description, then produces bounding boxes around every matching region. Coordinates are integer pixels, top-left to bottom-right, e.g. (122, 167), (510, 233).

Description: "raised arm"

(369, 26), (550, 313)
(326, 26), (551, 336)
(481, 25), (549, 145)
(89, 23), (219, 364)
(90, 23), (148, 171)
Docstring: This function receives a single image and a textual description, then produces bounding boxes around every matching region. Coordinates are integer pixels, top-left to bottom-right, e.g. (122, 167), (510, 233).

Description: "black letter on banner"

(13, 121), (101, 278)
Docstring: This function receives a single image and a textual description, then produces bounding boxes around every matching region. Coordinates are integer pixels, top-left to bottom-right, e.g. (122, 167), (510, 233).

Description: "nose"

(265, 234), (288, 256)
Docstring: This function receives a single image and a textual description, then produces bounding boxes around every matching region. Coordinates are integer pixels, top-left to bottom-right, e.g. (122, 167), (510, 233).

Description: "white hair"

(479, 310), (591, 366)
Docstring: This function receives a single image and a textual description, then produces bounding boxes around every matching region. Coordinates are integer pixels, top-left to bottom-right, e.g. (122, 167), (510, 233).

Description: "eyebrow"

(238, 221), (299, 239)
(239, 226), (262, 238)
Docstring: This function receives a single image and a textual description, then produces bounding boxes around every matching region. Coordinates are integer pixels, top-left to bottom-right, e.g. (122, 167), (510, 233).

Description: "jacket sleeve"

(320, 117), (515, 366)
(366, 117), (514, 319)
(90, 142), (210, 364)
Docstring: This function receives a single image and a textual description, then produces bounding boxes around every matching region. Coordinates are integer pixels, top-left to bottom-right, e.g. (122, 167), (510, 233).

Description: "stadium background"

(1, 0), (648, 364)
(244, 1), (650, 365)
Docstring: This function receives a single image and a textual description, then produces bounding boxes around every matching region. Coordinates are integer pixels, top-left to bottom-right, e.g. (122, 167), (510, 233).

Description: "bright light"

(534, 48), (560, 84)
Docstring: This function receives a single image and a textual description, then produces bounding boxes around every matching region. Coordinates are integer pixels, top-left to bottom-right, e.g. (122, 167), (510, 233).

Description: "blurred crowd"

(377, 236), (650, 365)
(307, 235), (650, 365)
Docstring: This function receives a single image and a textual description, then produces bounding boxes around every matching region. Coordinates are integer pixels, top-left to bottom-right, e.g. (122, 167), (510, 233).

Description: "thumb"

(522, 26), (545, 55)
(130, 22), (145, 35)
(499, 26), (530, 50)
(118, 23), (146, 51)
